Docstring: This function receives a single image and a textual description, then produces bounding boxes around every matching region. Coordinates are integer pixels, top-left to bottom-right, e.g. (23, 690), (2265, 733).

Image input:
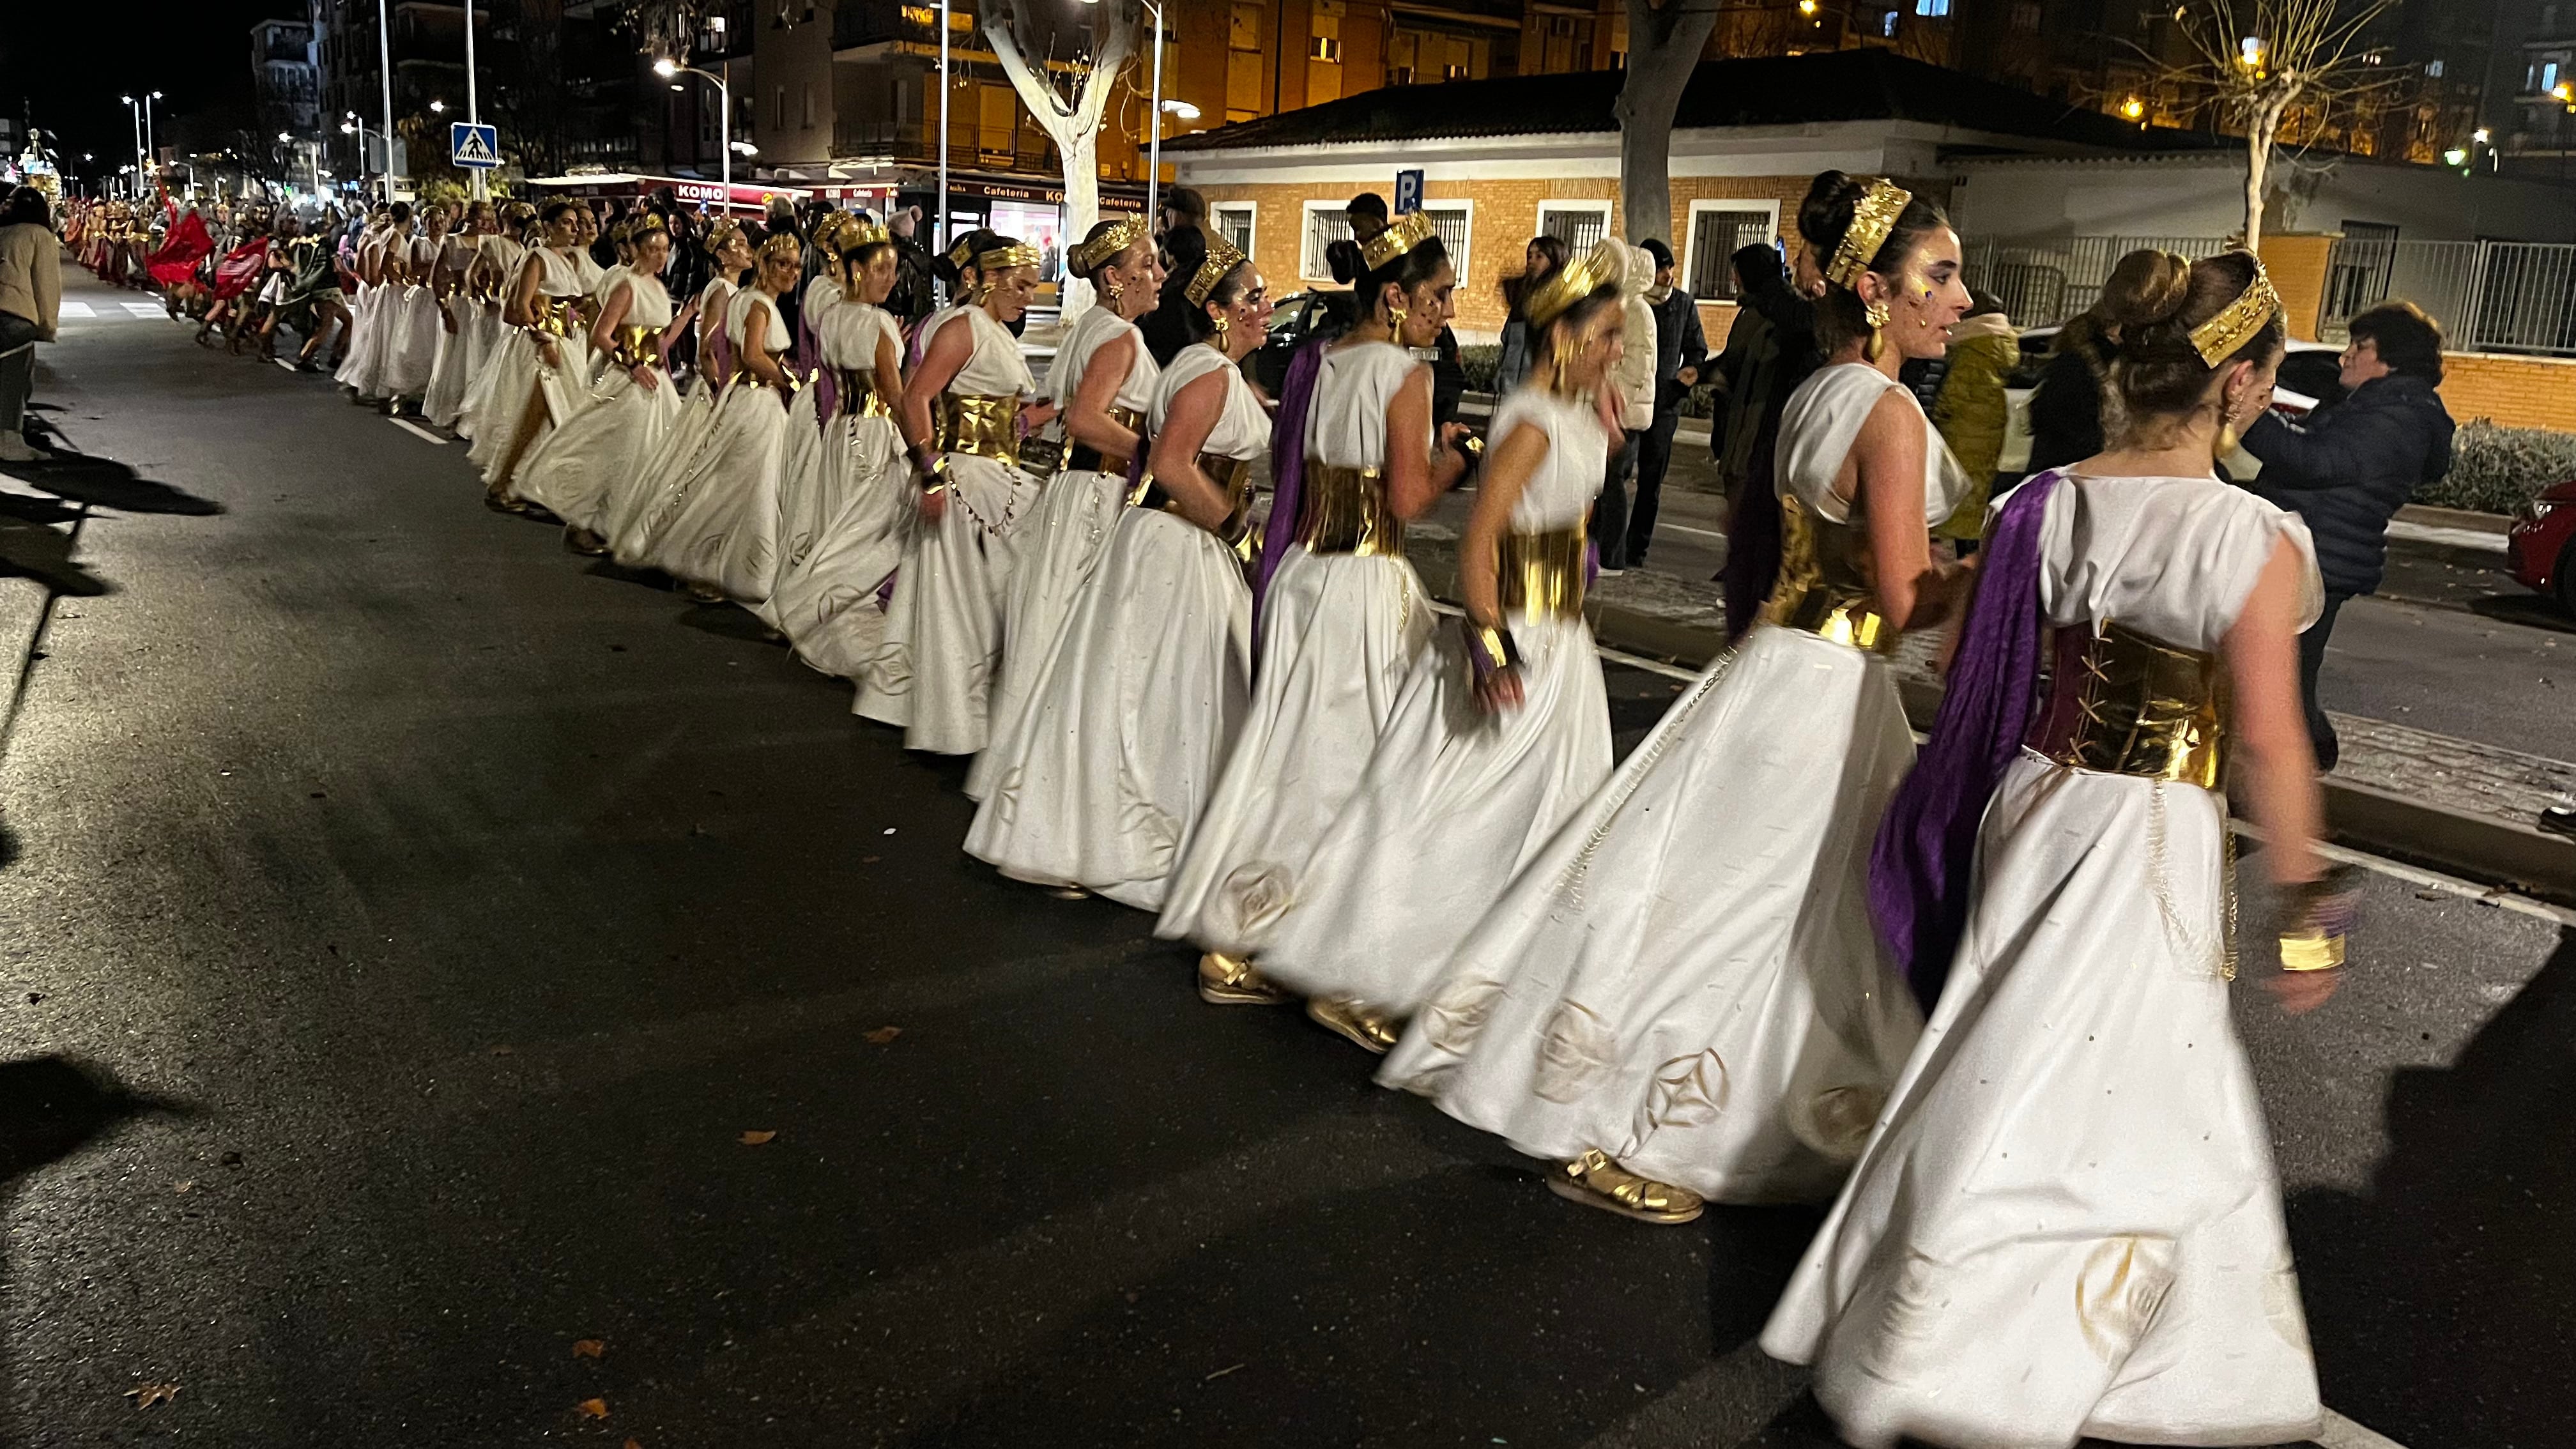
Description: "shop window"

(1915, 0), (1948, 13)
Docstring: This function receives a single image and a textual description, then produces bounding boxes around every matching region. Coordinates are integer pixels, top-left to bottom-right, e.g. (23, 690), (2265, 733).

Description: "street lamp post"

(654, 59), (732, 205)
(377, 0), (397, 200)
(463, 0), (485, 201)
(939, 0), (952, 253)
(342, 113), (383, 201)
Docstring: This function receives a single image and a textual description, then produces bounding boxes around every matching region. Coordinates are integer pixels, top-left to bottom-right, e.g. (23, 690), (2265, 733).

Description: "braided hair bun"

(2102, 249), (2284, 426)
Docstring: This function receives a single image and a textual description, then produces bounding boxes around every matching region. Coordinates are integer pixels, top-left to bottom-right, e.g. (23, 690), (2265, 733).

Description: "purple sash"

(1253, 335), (1328, 647)
(1866, 469), (2066, 1011)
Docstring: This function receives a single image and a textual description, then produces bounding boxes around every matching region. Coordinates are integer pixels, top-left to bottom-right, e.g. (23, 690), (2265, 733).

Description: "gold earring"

(1100, 275), (1123, 302)
(1551, 351), (1569, 394)
(1863, 298), (1891, 362)
(1212, 312), (1229, 344)
(1387, 302), (1407, 336)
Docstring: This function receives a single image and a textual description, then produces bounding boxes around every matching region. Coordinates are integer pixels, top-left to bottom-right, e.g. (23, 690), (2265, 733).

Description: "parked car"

(2507, 479), (2576, 613)
(1248, 288), (1466, 424)
(1995, 329), (2340, 479)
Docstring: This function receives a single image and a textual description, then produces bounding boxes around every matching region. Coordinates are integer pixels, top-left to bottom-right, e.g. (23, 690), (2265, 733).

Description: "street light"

(429, 99), (447, 114)
(655, 57), (733, 203)
(1082, 0), (1167, 230)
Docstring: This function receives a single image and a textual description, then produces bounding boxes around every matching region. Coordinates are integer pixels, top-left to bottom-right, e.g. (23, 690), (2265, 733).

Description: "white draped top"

(1151, 344), (1268, 462)
(1488, 385), (1608, 532)
(2039, 472), (2324, 644)
(594, 264), (674, 327)
(1305, 339), (1425, 471)
(1777, 361), (1969, 527)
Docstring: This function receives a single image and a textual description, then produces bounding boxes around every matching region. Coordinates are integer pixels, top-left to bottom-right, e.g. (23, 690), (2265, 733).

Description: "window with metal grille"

(1536, 201), (1609, 253)
(1685, 205), (1779, 299)
(1213, 203), (1255, 257)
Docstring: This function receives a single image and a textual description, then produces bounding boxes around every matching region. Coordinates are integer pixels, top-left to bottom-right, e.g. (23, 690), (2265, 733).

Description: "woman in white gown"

(1374, 173), (1972, 1220)
(453, 203), (532, 443)
(763, 218), (913, 682)
(1261, 242), (1627, 1032)
(963, 236), (1273, 907)
(383, 204), (450, 413)
(623, 232), (804, 604)
(1154, 211), (1471, 1028)
(1761, 249), (2349, 1449)
(517, 217), (691, 553)
(967, 215), (1164, 802)
(855, 236), (1055, 756)
(478, 200), (602, 510)
(600, 222), (750, 568)
(335, 206), (401, 401)
(423, 201), (493, 429)
(769, 212), (861, 580)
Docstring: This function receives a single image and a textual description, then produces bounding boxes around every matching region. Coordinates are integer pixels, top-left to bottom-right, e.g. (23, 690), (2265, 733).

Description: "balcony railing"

(830, 119), (1059, 172)
(2320, 238), (2576, 356)
(834, 0), (976, 52)
(1961, 234), (2233, 329)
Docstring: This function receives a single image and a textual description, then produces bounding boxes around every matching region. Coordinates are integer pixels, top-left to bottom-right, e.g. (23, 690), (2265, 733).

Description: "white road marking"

(1655, 520), (1727, 541)
(121, 302), (166, 317)
(388, 417), (449, 446)
(2319, 1407), (2411, 1449)
(2387, 519), (2507, 555)
(58, 302), (95, 318)
(273, 358), (300, 373)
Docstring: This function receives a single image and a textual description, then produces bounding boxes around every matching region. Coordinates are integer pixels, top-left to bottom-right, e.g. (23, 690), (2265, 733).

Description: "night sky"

(4, 0), (303, 187)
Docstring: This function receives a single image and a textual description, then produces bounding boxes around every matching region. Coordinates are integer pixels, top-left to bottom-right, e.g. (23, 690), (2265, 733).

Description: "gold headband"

(1071, 215), (1149, 276)
(840, 219), (891, 250)
(634, 212), (668, 236)
(705, 220), (744, 255)
(1824, 178), (1912, 289)
(1524, 238), (1622, 332)
(2189, 254), (2283, 366)
(760, 233), (802, 265)
(947, 234), (979, 268)
(1358, 210), (1439, 272)
(976, 241), (1042, 273)
(1186, 234), (1247, 307)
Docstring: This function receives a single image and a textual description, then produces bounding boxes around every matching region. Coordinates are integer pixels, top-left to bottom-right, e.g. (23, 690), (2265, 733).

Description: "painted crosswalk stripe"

(59, 302), (95, 318)
(121, 302), (166, 317)
(388, 417), (449, 446)
(273, 358), (300, 373)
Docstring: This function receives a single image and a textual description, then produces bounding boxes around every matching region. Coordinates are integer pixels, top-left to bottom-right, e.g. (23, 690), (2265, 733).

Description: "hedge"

(2418, 420), (2576, 514)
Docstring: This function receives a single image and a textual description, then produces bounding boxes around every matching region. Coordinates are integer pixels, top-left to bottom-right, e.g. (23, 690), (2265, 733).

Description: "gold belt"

(609, 324), (659, 369)
(832, 369), (897, 417)
(1496, 526), (1588, 618)
(1066, 405), (1146, 476)
(936, 393), (1022, 466)
(1137, 453), (1259, 560)
(528, 295), (581, 336)
(1759, 493), (1897, 654)
(2027, 622), (2228, 789)
(1296, 461), (1404, 558)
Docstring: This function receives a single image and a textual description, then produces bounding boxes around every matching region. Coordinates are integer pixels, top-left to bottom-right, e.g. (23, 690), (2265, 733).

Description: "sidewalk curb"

(1418, 552), (2576, 906)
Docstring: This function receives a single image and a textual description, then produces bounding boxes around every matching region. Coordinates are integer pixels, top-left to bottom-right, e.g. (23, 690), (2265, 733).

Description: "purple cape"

(1252, 335), (1329, 650)
(1866, 468), (2066, 1012)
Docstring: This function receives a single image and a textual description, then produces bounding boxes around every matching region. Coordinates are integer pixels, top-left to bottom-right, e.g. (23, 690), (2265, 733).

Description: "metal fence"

(2319, 238), (2576, 357)
(1961, 234), (2234, 329)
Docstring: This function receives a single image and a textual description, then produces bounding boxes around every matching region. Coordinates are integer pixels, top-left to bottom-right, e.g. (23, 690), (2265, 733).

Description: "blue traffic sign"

(450, 122), (501, 170)
(1393, 168), (1423, 215)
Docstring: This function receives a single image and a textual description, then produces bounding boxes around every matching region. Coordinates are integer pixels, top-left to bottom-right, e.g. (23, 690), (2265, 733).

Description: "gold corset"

(1136, 452), (1258, 543)
(608, 325), (658, 369)
(1760, 493), (1896, 653)
(1497, 525), (1588, 618)
(937, 393), (1023, 466)
(1296, 461), (1405, 558)
(831, 369), (897, 418)
(527, 295), (582, 336)
(2026, 622), (2228, 790)
(1066, 406), (1147, 476)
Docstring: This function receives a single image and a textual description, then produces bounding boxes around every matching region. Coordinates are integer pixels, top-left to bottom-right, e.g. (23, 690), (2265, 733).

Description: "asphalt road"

(0, 280), (2569, 1448)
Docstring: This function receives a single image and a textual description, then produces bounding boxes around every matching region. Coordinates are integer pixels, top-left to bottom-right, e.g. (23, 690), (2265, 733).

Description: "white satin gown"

(763, 300), (910, 683)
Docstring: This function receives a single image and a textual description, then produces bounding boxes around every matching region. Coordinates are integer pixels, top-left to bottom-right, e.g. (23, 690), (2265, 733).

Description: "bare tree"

(2159, 0), (2396, 251)
(1614, 0), (1718, 248)
(617, 0), (710, 63)
(982, 0), (1139, 325)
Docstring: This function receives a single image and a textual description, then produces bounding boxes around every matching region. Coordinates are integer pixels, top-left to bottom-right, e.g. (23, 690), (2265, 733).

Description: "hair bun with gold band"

(946, 234), (978, 270)
(976, 240), (1043, 273)
(1358, 210), (1440, 273)
(633, 211), (668, 236)
(759, 232), (803, 266)
(705, 218), (744, 256)
(2189, 252), (2283, 366)
(1824, 178), (1913, 289)
(1071, 215), (1150, 276)
(1186, 233), (1247, 307)
(840, 217), (891, 250)
(1524, 238), (1625, 332)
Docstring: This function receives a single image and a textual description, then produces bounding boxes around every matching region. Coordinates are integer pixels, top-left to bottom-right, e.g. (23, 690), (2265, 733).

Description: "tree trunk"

(983, 0), (1137, 329)
(2243, 131), (2267, 252)
(1613, 0), (1717, 248)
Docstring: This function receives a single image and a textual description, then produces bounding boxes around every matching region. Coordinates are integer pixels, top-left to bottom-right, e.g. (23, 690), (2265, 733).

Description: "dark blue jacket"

(2243, 373), (2455, 597)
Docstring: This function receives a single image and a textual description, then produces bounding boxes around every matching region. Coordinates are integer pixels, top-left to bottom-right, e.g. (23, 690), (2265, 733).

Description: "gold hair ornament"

(976, 241), (1043, 273)
(1524, 238), (1623, 334)
(1825, 178), (1913, 290)
(760, 233), (804, 266)
(946, 234), (979, 269)
(1071, 215), (1150, 276)
(840, 218), (891, 250)
(2189, 254), (2283, 367)
(1358, 210), (1439, 272)
(1186, 234), (1247, 307)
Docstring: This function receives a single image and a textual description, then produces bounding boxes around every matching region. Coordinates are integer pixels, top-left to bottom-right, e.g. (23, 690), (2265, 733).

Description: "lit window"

(2425, 57), (2443, 77)
(1915, 0), (1949, 15)
(1883, 9), (1899, 34)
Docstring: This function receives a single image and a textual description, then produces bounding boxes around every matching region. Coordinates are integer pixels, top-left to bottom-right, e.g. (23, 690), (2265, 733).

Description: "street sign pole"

(377, 0), (397, 201)
(464, 0), (485, 201)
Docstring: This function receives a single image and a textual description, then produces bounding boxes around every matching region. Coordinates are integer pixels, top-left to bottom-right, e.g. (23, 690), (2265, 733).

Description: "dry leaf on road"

(572, 1338), (604, 1360)
(863, 1026), (903, 1045)
(739, 1130), (777, 1146)
(124, 1383), (181, 1409)
(576, 1397), (610, 1420)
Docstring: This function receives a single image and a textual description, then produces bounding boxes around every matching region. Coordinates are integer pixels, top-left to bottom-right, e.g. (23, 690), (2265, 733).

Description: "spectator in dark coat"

(2024, 249), (2191, 476)
(2241, 300), (2456, 771)
(1629, 236), (1707, 567)
(1710, 243), (1820, 633)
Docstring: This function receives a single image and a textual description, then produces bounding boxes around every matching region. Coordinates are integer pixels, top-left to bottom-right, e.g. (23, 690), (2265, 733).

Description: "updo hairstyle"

(2097, 248), (2283, 423)
(1795, 169), (1952, 350)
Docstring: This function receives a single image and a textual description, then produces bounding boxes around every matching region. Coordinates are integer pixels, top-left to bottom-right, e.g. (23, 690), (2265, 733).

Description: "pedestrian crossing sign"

(450, 123), (501, 170)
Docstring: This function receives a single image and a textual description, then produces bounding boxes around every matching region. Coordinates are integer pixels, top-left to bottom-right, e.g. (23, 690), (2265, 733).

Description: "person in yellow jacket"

(1929, 292), (2016, 540)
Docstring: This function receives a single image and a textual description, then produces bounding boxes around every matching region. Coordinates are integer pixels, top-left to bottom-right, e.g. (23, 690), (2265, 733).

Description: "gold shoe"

(682, 582), (728, 604)
(1197, 953), (1292, 1006)
(564, 526), (611, 557)
(1305, 995), (1401, 1054)
(1547, 1149), (1705, 1225)
(1046, 885), (1090, 901)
